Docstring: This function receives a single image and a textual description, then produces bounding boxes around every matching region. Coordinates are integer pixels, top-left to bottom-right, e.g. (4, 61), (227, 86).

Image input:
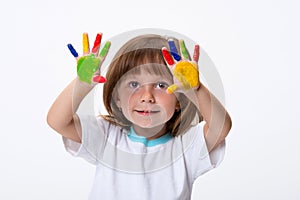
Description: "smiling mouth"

(135, 110), (160, 116)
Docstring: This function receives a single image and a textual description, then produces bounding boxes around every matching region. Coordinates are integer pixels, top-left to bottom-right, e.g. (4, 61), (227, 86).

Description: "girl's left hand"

(67, 33), (111, 85)
(162, 40), (200, 94)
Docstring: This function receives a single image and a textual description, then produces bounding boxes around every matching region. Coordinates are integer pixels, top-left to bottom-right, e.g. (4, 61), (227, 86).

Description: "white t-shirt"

(63, 115), (225, 200)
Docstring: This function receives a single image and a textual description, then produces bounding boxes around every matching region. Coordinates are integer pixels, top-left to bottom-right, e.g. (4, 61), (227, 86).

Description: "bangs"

(128, 62), (172, 79)
(112, 47), (172, 80)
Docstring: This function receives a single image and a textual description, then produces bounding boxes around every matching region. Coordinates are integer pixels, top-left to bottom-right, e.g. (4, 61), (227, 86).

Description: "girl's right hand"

(67, 33), (111, 85)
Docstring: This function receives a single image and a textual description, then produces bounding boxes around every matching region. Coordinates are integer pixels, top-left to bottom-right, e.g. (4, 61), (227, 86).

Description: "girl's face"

(115, 67), (179, 137)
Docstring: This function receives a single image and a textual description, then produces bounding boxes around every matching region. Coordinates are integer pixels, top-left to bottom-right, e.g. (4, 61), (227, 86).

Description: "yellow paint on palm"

(173, 61), (199, 89)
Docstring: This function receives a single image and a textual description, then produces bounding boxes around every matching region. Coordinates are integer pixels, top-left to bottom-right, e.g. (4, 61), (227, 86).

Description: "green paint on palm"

(77, 54), (100, 84)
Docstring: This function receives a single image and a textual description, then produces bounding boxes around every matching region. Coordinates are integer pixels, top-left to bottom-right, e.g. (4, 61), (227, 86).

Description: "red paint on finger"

(162, 48), (174, 66)
(193, 45), (200, 62)
(92, 33), (102, 54)
(93, 75), (106, 83)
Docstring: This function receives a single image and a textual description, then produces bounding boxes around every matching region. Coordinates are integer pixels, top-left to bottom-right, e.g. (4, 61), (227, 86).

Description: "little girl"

(47, 32), (232, 200)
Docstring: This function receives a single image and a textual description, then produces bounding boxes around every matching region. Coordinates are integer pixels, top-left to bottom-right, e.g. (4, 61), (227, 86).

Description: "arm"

(190, 84), (231, 152)
(47, 33), (110, 143)
(47, 79), (94, 143)
(163, 39), (232, 152)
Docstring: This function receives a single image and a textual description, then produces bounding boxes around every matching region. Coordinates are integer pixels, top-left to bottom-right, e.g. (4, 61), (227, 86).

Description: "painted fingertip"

(180, 40), (190, 60)
(67, 44), (79, 58)
(166, 88), (173, 94)
(99, 41), (111, 58)
(82, 33), (90, 54)
(167, 85), (178, 94)
(93, 76), (106, 83)
(193, 44), (200, 62)
(162, 47), (174, 66)
(168, 39), (181, 61)
(92, 33), (102, 54)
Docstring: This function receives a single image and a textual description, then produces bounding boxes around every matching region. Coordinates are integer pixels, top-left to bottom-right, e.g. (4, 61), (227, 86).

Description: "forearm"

(47, 78), (94, 130)
(186, 84), (232, 150)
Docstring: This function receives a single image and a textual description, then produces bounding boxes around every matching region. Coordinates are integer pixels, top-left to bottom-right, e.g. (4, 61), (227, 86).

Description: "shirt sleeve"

(186, 121), (226, 179)
(62, 114), (109, 165)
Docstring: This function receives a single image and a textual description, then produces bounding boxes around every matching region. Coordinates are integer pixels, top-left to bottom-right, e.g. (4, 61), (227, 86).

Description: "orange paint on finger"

(83, 33), (90, 54)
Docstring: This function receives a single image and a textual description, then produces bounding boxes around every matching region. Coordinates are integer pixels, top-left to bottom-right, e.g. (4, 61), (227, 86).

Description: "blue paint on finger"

(168, 39), (181, 61)
(67, 44), (79, 58)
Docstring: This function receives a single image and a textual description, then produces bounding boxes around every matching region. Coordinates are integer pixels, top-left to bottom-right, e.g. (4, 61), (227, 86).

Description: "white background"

(1, 0), (300, 199)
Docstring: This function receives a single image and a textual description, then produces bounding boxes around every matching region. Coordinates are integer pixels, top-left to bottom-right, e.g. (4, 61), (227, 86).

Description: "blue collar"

(128, 126), (172, 147)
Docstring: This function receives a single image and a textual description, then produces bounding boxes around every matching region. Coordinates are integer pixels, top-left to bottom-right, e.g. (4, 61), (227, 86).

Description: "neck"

(133, 124), (167, 140)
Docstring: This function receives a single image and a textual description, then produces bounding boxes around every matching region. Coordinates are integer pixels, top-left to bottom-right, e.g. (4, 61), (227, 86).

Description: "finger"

(82, 33), (90, 55)
(168, 39), (181, 61)
(67, 44), (79, 59)
(93, 75), (106, 83)
(99, 41), (111, 59)
(162, 47), (174, 66)
(167, 84), (178, 94)
(193, 44), (200, 63)
(92, 33), (102, 54)
(179, 40), (190, 60)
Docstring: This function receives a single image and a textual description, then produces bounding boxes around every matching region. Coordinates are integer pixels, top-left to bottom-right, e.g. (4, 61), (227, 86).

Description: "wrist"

(75, 77), (95, 90)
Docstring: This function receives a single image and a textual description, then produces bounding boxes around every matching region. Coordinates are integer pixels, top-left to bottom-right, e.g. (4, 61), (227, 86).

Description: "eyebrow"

(124, 74), (173, 84)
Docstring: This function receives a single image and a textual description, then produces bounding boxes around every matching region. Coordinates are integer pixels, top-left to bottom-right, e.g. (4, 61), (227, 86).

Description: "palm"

(172, 61), (199, 91)
(67, 33), (111, 84)
(77, 54), (101, 84)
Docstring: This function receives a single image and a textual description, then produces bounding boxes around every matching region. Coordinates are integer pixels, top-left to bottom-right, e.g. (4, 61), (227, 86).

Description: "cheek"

(159, 95), (178, 113)
(119, 92), (137, 108)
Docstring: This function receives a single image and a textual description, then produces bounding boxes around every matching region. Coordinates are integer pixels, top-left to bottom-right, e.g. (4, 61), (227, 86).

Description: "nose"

(140, 85), (155, 103)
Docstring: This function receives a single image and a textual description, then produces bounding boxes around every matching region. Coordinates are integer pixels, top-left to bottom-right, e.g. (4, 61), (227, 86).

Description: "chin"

(134, 121), (166, 130)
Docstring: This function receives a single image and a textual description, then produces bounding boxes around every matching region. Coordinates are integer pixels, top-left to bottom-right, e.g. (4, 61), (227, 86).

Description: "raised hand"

(67, 33), (111, 84)
(162, 39), (200, 94)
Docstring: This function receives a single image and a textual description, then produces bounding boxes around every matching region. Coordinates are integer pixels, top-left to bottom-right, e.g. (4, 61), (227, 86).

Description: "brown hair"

(102, 34), (201, 136)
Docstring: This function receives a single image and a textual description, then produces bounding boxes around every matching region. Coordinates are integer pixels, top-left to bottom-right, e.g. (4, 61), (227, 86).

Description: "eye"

(128, 81), (140, 88)
(155, 82), (169, 89)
